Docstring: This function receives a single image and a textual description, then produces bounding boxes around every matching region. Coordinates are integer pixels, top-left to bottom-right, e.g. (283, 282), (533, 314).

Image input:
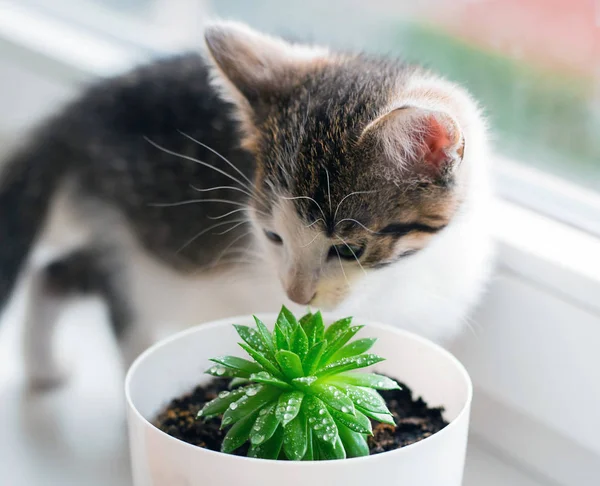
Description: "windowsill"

(492, 198), (600, 317)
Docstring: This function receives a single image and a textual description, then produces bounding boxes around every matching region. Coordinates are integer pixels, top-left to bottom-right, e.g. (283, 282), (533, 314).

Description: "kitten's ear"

(361, 106), (465, 180)
(204, 21), (327, 104)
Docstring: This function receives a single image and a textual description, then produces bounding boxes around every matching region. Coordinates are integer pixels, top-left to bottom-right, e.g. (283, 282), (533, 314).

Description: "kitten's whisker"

(214, 220), (247, 236)
(207, 207), (248, 220)
(190, 184), (269, 211)
(305, 218), (324, 229)
(218, 248), (264, 258)
(300, 233), (320, 248)
(281, 195), (326, 221)
(178, 131), (255, 188)
(206, 207), (264, 220)
(332, 245), (350, 289)
(220, 245), (265, 261)
(149, 198), (248, 208)
(177, 219), (248, 253)
(144, 137), (252, 193)
(189, 183), (256, 203)
(211, 230), (253, 269)
(335, 218), (379, 234)
(335, 234), (368, 277)
(333, 191), (377, 223)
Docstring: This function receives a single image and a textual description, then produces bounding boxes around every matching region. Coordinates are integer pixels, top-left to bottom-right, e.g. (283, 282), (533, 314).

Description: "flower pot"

(125, 314), (472, 486)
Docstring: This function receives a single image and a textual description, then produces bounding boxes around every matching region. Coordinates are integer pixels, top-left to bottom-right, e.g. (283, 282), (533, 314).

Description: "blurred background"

(0, 1), (599, 485)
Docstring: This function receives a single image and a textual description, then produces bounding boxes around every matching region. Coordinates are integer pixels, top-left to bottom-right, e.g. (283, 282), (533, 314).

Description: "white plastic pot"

(126, 314), (473, 486)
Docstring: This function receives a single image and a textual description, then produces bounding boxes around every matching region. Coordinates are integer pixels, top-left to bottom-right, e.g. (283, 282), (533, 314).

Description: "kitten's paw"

(26, 365), (69, 391)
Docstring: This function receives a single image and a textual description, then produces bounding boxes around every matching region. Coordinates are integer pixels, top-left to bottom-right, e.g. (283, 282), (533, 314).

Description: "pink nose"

(286, 286), (317, 306)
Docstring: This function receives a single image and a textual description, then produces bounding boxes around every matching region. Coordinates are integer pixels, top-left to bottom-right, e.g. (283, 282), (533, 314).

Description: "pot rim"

(125, 313), (473, 466)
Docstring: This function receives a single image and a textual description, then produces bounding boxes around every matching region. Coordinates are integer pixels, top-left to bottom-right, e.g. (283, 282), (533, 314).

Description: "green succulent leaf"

(315, 354), (385, 378)
(276, 391), (304, 426)
(329, 408), (372, 435)
(250, 371), (293, 390)
(209, 356), (262, 376)
(298, 311), (314, 329)
(316, 434), (346, 460)
(311, 384), (355, 415)
(301, 311), (325, 347)
(304, 396), (341, 453)
(323, 317), (352, 343)
(357, 408), (396, 426)
(253, 316), (275, 353)
(276, 350), (304, 380)
(291, 324), (309, 360)
(221, 385), (282, 428)
(276, 309), (294, 336)
(234, 325), (273, 358)
(303, 340), (327, 376)
(197, 386), (247, 419)
(328, 372), (400, 390)
(221, 410), (260, 453)
(283, 411), (308, 460)
(248, 425), (284, 459)
(274, 320), (290, 351)
(345, 385), (391, 414)
(329, 338), (377, 362)
(281, 306), (300, 329)
(337, 422), (369, 458)
(250, 402), (281, 445)
(238, 342), (283, 380)
(292, 376), (318, 391)
(205, 365), (246, 379)
(320, 325), (364, 365)
(303, 427), (315, 461)
(228, 377), (250, 389)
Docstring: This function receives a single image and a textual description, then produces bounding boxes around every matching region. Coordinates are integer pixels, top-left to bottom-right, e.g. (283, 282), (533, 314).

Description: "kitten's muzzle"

(286, 286), (317, 306)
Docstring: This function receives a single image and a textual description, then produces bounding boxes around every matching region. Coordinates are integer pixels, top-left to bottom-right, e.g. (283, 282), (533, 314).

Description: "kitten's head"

(205, 22), (476, 309)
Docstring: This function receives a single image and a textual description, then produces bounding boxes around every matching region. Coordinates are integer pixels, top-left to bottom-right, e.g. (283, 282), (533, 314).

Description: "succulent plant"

(197, 307), (400, 460)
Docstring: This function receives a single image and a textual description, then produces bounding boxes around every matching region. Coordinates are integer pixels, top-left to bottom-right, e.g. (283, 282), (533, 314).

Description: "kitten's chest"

(127, 247), (287, 337)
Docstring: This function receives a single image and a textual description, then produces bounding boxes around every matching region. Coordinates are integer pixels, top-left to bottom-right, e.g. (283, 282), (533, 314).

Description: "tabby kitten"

(0, 22), (492, 387)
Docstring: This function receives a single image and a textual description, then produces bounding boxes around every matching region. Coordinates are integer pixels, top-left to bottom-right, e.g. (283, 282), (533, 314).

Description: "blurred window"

(13, 0), (600, 228)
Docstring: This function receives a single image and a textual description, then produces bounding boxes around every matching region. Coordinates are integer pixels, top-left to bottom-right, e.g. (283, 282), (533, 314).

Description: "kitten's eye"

(264, 230), (283, 245)
(329, 244), (365, 260)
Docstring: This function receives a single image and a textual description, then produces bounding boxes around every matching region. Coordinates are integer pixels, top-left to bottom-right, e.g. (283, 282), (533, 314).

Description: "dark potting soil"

(153, 378), (448, 456)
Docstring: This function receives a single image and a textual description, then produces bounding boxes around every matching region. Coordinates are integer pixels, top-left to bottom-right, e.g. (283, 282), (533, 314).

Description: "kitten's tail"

(0, 142), (67, 317)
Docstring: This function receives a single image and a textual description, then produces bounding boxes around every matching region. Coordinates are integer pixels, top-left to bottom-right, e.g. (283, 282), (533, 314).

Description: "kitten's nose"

(286, 286), (317, 306)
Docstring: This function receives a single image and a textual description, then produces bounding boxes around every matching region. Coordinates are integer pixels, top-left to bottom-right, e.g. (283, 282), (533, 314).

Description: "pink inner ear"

(422, 115), (453, 169)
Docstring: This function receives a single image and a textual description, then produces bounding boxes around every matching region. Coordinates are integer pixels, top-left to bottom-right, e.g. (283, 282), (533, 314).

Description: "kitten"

(0, 22), (493, 387)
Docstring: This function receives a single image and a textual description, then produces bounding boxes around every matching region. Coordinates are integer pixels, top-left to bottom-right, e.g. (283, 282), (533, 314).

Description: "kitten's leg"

(22, 265), (70, 389)
(70, 251), (154, 371)
(22, 248), (139, 388)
